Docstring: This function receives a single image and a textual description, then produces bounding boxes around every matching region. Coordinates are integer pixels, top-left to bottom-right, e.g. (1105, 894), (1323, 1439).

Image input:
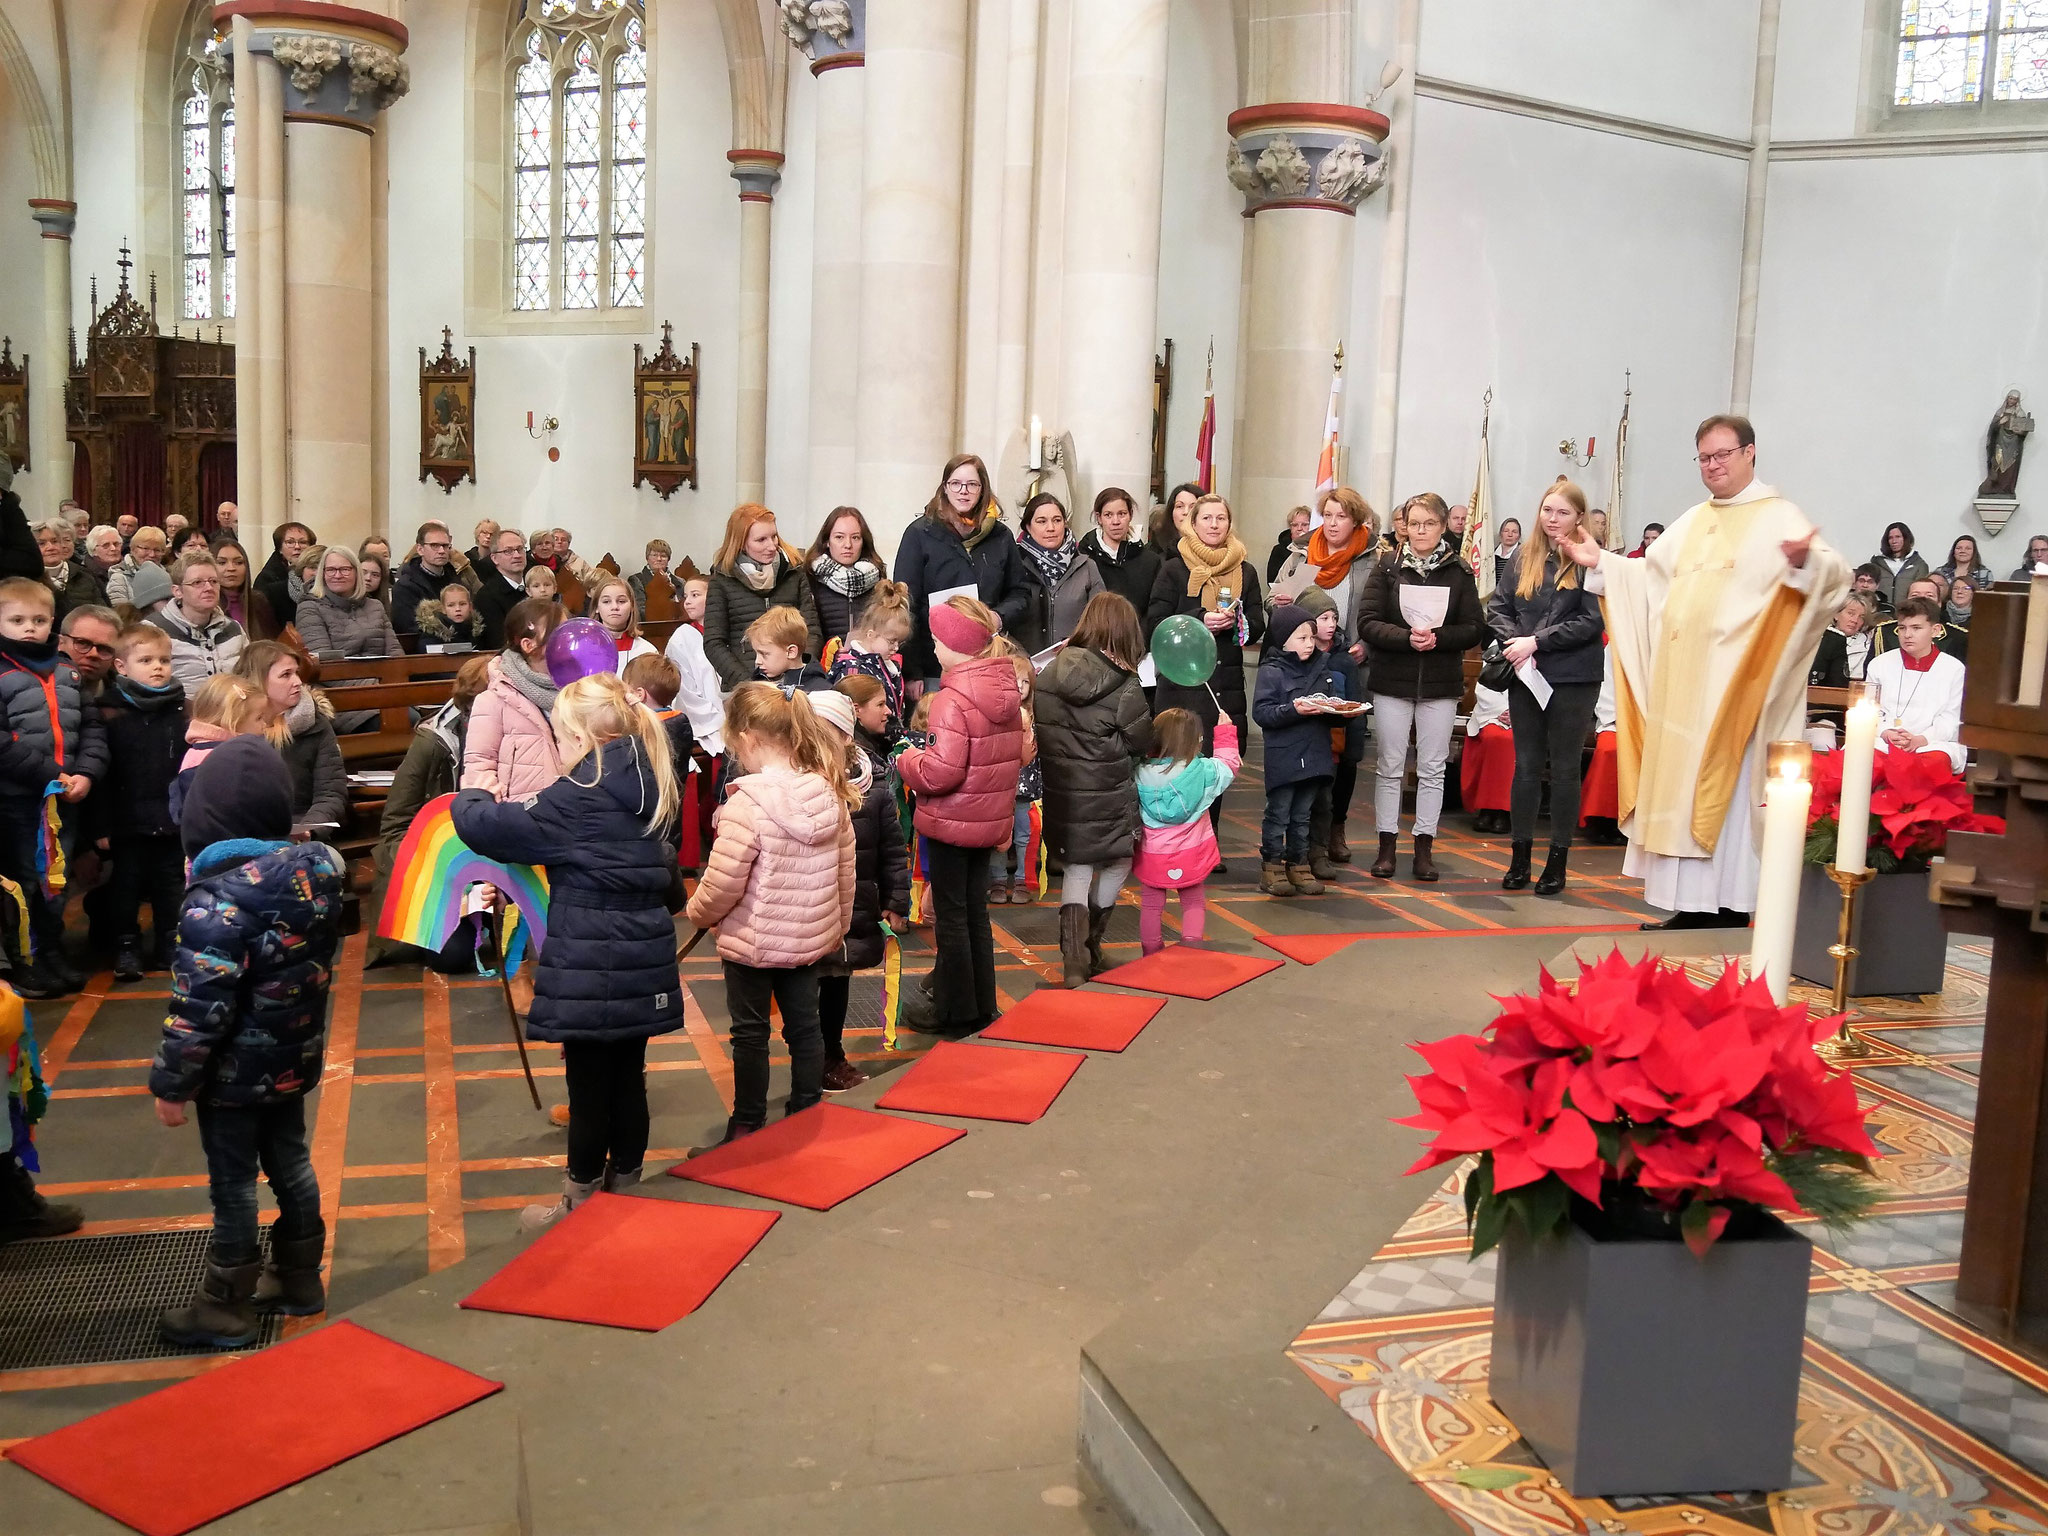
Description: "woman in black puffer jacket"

(1357, 493), (1486, 883)
(703, 504), (824, 689)
(811, 693), (909, 1091)
(1486, 479), (1606, 896)
(1034, 594), (1155, 986)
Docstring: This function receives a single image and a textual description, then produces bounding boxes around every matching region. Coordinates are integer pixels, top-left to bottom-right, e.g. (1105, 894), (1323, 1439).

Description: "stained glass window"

(180, 67), (236, 321)
(505, 0), (648, 315)
(1896, 0), (2048, 105)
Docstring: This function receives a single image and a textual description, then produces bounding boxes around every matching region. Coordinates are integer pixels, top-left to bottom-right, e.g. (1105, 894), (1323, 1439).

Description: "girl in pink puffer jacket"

(463, 598), (563, 801)
(686, 683), (858, 1144)
(895, 597), (1023, 1036)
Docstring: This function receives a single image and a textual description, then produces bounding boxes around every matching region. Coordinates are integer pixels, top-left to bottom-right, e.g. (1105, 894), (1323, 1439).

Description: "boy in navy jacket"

(1251, 602), (1346, 897)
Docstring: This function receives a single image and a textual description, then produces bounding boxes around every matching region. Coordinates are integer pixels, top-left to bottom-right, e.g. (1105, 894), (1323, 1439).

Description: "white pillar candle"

(1835, 696), (1880, 873)
(2018, 570), (2048, 709)
(1750, 748), (1812, 1006)
(1028, 414), (1043, 471)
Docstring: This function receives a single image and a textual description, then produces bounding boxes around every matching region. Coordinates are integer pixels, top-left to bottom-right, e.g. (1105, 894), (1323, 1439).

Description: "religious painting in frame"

(0, 337), (30, 472)
(419, 328), (477, 493)
(634, 323), (698, 498)
(1150, 337), (1173, 504)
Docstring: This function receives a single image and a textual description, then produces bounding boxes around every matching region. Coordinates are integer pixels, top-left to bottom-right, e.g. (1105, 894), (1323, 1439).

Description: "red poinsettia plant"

(1804, 749), (2005, 873)
(1397, 951), (1880, 1259)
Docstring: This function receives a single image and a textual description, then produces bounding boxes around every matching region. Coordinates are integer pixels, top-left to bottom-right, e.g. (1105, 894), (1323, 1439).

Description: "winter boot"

(1535, 846), (1570, 896)
(1500, 840), (1533, 892)
(688, 1120), (757, 1158)
(1328, 826), (1352, 863)
(1010, 879), (1036, 906)
(1085, 903), (1114, 976)
(604, 1164), (643, 1191)
(44, 951), (86, 993)
(1309, 844), (1341, 882)
(253, 1230), (328, 1316)
(1059, 904), (1091, 988)
(1411, 834), (1440, 883)
(1370, 832), (1398, 879)
(1287, 863), (1326, 896)
(114, 937), (145, 984)
(521, 1174), (602, 1231)
(1259, 860), (1296, 897)
(160, 1256), (263, 1348)
(0, 1155), (84, 1243)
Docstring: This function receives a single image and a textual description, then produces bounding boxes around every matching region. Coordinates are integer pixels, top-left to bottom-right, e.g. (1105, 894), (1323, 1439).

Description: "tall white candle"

(1750, 750), (1813, 1005)
(1835, 696), (1880, 873)
(2018, 570), (2048, 708)
(1028, 414), (1043, 471)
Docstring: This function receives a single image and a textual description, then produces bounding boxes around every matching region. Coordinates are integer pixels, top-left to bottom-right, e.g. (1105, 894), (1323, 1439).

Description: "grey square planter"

(1487, 1213), (1811, 1497)
(1791, 865), (1948, 997)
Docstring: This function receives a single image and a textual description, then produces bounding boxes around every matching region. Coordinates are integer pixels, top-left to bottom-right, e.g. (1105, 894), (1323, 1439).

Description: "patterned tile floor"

(1288, 943), (2048, 1533)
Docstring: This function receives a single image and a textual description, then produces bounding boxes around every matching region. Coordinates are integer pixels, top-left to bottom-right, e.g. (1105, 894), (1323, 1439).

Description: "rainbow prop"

(1024, 800), (1047, 899)
(34, 782), (64, 904)
(878, 925), (903, 1051)
(907, 830), (928, 925)
(377, 794), (551, 970)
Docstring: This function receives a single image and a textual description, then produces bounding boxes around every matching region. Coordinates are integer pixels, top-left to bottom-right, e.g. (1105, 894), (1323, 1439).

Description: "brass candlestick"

(1815, 865), (1877, 1062)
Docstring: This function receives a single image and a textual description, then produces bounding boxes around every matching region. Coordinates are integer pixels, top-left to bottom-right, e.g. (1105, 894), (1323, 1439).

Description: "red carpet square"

(979, 989), (1164, 1052)
(875, 1040), (1084, 1123)
(459, 1192), (779, 1330)
(1259, 932), (1372, 965)
(669, 1102), (965, 1210)
(5, 1320), (501, 1536)
(1093, 944), (1283, 1000)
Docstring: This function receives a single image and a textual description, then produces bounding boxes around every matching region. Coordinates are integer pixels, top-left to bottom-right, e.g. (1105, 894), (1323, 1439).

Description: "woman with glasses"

(2010, 533), (2048, 579)
(893, 454), (1030, 698)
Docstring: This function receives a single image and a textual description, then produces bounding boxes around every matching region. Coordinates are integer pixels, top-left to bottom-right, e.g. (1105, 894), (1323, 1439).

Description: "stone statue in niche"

(1980, 389), (2032, 500)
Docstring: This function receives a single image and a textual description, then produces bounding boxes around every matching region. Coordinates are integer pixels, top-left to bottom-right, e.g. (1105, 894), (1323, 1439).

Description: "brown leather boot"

(1309, 845), (1341, 881)
(1059, 904), (1091, 987)
(1370, 832), (1398, 878)
(1328, 827), (1352, 863)
(1412, 833), (1440, 882)
(1287, 863), (1326, 895)
(1259, 860), (1297, 897)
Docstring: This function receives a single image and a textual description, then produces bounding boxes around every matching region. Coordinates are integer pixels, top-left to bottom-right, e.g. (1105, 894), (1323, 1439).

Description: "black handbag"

(1477, 642), (1514, 692)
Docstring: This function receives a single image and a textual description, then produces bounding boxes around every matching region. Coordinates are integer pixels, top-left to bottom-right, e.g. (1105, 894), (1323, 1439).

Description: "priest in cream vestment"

(1566, 417), (1849, 928)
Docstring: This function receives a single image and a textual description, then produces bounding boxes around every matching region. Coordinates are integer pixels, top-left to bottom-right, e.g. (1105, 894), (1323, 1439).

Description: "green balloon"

(1151, 613), (1218, 687)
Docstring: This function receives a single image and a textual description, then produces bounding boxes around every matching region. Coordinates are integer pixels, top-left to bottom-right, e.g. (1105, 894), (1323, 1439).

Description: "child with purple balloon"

(464, 598), (565, 802)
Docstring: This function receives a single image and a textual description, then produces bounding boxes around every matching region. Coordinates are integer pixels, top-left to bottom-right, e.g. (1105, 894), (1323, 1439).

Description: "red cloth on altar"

(1460, 722), (1514, 812)
(1580, 730), (1619, 823)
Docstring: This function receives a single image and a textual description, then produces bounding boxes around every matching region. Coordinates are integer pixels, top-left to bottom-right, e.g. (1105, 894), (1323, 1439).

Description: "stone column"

(228, 12), (408, 553)
(1227, 105), (1387, 545)
(729, 150), (783, 508)
(855, 0), (969, 547)
(27, 199), (75, 506)
(1054, 0), (1170, 509)
(783, 3), (865, 513)
(1363, 0), (1419, 515)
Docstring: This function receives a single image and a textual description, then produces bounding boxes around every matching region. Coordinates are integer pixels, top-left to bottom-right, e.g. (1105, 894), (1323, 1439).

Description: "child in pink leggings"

(1131, 710), (1240, 953)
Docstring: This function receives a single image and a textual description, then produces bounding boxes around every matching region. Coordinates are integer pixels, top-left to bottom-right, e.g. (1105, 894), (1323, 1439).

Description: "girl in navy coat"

(452, 672), (682, 1230)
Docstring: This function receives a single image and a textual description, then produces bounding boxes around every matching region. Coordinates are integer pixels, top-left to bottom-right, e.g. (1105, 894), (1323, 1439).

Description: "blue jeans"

(195, 1098), (323, 1265)
(1261, 779), (1326, 863)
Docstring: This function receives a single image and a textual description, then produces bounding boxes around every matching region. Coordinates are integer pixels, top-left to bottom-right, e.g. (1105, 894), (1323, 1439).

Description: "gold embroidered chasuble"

(1598, 482), (1849, 859)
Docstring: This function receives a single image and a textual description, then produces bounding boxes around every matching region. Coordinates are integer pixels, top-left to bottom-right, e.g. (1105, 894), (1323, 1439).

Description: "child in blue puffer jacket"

(1132, 709), (1239, 954)
(150, 736), (346, 1348)
(1251, 602), (1347, 898)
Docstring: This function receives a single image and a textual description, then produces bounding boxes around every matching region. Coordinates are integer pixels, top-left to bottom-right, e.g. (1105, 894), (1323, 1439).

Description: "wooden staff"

(494, 904), (542, 1111)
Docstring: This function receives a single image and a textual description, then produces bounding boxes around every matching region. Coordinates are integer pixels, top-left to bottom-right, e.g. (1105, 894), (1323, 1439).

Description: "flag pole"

(1607, 370), (1631, 551)
(1195, 336), (1217, 493)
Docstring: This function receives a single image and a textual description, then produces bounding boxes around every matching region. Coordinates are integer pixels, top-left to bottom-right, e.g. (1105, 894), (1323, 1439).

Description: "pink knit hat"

(929, 601), (993, 657)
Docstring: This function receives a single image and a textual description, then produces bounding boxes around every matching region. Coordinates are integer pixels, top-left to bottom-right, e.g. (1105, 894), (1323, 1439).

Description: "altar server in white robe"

(1864, 596), (1967, 775)
(1564, 415), (1849, 930)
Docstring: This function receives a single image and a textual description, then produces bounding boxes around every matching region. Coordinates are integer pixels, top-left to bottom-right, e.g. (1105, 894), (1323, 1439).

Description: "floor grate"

(0, 1229), (282, 1372)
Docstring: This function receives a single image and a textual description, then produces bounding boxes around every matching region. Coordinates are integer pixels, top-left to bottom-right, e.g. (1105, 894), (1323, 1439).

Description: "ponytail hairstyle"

(851, 579), (913, 645)
(551, 672), (679, 832)
(1517, 476), (1588, 599)
(501, 596), (562, 659)
(186, 672), (266, 737)
(1151, 707), (1205, 769)
(235, 638), (330, 747)
(723, 681), (863, 813)
(941, 593), (1003, 658)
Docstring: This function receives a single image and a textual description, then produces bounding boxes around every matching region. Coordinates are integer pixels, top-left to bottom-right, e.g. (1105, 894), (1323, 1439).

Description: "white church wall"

(0, 64), (56, 507)
(1154, 0), (1244, 510)
(763, 56), (815, 531)
(1771, 0), (1868, 142)
(1386, 96), (1749, 535)
(1416, 0), (1761, 143)
(381, 0), (746, 569)
(1749, 150), (2048, 570)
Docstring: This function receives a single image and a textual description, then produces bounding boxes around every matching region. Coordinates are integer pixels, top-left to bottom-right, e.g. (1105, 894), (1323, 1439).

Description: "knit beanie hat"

(1269, 602), (1315, 651)
(809, 689), (858, 739)
(129, 562), (174, 610)
(181, 735), (295, 856)
(1293, 586), (1337, 620)
(929, 601), (993, 657)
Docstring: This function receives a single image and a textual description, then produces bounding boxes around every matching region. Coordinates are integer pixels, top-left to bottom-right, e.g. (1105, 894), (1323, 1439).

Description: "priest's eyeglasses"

(1695, 448), (1745, 467)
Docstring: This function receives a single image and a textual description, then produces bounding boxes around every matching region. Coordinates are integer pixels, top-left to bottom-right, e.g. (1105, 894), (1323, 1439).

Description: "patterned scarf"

(734, 554), (781, 594)
(1400, 540), (1458, 579)
(810, 554), (880, 602)
(1178, 528), (1250, 611)
(1019, 531), (1077, 592)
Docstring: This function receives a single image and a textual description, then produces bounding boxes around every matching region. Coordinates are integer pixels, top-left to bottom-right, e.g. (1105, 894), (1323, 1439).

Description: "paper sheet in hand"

(1514, 658), (1552, 709)
(1398, 586), (1449, 630)
(1030, 640), (1067, 673)
(928, 582), (977, 613)
(1138, 654), (1157, 686)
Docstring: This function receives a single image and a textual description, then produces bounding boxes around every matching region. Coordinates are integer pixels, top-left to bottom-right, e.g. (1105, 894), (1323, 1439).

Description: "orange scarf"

(1306, 522), (1373, 588)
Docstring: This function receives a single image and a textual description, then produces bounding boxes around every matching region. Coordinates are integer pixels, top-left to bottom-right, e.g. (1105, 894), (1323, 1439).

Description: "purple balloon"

(544, 617), (620, 686)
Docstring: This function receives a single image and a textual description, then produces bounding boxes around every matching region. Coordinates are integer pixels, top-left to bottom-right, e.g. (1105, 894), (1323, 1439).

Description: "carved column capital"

(218, 6), (411, 126)
(28, 199), (77, 240)
(778, 0), (864, 74)
(728, 150), (785, 203)
(1225, 103), (1389, 215)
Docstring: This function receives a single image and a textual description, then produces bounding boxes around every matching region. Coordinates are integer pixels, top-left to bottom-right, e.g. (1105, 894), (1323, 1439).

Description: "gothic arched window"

(508, 0), (647, 313)
(178, 30), (235, 321)
(1895, 1), (2048, 106)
